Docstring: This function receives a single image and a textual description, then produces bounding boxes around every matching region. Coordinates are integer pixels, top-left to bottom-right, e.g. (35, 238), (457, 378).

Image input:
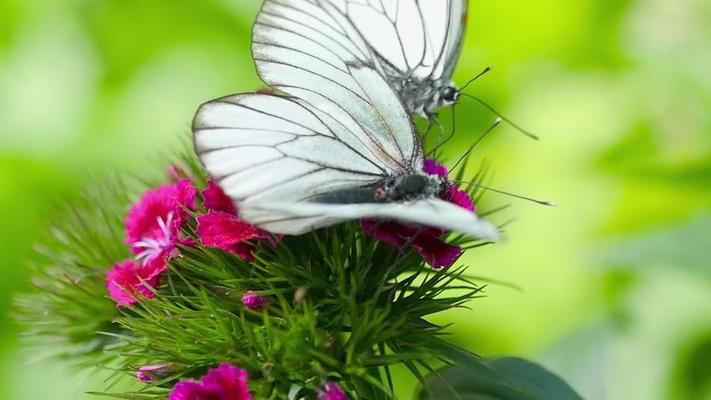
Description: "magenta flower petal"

(448, 185), (475, 212)
(168, 380), (219, 400)
(361, 220), (462, 268)
(360, 220), (409, 248)
(125, 179), (197, 251)
(106, 260), (159, 307)
(169, 364), (251, 400)
(412, 233), (464, 269)
(196, 211), (269, 261)
(203, 180), (237, 214)
(202, 363), (251, 400)
(423, 159), (448, 177)
(319, 382), (348, 400)
(241, 291), (269, 310)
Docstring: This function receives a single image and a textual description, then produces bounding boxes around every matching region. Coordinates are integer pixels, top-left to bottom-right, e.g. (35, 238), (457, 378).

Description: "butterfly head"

(439, 85), (461, 106)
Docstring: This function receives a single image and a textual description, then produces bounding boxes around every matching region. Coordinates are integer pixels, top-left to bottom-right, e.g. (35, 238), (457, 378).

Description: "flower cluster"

(100, 161), (476, 398)
(105, 175), (272, 307)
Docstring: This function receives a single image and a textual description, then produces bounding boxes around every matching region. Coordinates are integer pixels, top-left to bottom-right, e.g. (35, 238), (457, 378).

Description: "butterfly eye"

(441, 86), (460, 103)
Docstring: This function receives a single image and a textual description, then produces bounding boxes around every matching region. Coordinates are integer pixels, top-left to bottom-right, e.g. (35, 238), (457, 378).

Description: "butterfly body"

(309, 172), (445, 205)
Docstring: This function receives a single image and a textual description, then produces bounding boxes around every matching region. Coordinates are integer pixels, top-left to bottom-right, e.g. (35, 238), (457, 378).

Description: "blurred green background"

(1, 0), (710, 399)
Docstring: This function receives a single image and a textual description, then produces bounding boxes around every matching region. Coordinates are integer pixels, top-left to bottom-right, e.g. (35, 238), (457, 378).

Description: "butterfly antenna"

(426, 106), (457, 157)
(448, 118), (502, 175)
(460, 66), (492, 91)
(459, 93), (539, 140)
(453, 181), (557, 207)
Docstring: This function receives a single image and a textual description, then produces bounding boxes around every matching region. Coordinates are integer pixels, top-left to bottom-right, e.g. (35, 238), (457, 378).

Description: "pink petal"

(168, 364), (251, 400)
(202, 364), (252, 400)
(319, 382), (348, 400)
(125, 180), (197, 248)
(196, 211), (269, 261)
(448, 185), (475, 212)
(105, 260), (159, 307)
(423, 159), (448, 177)
(168, 380), (216, 400)
(412, 234), (463, 269)
(202, 180), (237, 214)
(241, 291), (269, 310)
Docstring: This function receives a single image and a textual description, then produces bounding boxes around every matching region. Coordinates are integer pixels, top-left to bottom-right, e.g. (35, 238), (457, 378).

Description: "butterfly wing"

(253, 0), (468, 110)
(245, 198), (500, 240)
(195, 65), (425, 234)
(336, 0), (468, 83)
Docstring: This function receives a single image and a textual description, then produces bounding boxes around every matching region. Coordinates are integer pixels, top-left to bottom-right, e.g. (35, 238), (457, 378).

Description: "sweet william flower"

(202, 180), (237, 214)
(169, 363), (251, 400)
(241, 291), (269, 310)
(126, 179), (196, 268)
(105, 260), (160, 306)
(362, 160), (474, 269)
(197, 181), (274, 261)
(319, 382), (347, 400)
(196, 212), (270, 261)
(361, 221), (463, 268)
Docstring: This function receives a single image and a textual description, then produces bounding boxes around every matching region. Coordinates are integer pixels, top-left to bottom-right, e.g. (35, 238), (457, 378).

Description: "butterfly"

(193, 62), (499, 240)
(251, 0), (468, 118)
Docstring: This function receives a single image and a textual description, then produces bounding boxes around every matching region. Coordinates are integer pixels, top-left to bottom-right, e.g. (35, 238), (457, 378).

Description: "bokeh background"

(1, 0), (710, 399)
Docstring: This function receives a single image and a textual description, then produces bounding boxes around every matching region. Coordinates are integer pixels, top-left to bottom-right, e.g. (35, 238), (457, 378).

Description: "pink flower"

(423, 159), (448, 178)
(203, 180), (237, 214)
(319, 382), (347, 400)
(169, 363), (251, 400)
(361, 221), (462, 268)
(137, 364), (174, 382)
(106, 260), (160, 306)
(361, 160), (474, 268)
(196, 211), (271, 261)
(448, 185), (475, 212)
(196, 180), (276, 260)
(241, 291), (269, 310)
(126, 179), (196, 267)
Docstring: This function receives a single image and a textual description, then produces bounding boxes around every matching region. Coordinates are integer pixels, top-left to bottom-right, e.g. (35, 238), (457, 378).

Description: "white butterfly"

(193, 64), (499, 240)
(252, 0), (468, 117)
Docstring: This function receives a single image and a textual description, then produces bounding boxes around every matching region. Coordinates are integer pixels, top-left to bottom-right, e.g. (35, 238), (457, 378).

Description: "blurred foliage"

(0, 0), (709, 399)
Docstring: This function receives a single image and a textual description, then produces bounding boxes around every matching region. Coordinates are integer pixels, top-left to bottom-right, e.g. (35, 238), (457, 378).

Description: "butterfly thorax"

(390, 76), (460, 117)
(375, 173), (447, 202)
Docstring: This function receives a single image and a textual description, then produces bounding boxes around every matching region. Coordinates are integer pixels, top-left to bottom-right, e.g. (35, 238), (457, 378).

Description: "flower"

(361, 221), (462, 268)
(136, 364), (174, 382)
(361, 160), (474, 268)
(197, 180), (274, 261)
(169, 363), (251, 400)
(126, 179), (196, 267)
(241, 291), (269, 310)
(423, 159), (448, 178)
(202, 180), (237, 214)
(196, 212), (270, 261)
(319, 382), (347, 400)
(105, 260), (160, 306)
(448, 185), (475, 212)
